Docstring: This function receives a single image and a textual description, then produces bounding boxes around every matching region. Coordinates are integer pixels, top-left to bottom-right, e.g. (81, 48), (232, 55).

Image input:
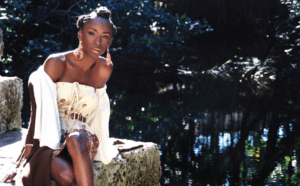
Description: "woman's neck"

(74, 53), (98, 73)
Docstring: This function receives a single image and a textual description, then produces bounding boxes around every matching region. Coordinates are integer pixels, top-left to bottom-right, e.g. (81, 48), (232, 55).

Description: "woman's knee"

(66, 131), (89, 154)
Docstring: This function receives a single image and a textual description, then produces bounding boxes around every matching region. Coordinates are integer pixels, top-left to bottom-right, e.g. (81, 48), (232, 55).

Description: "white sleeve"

(28, 66), (61, 150)
(89, 88), (118, 164)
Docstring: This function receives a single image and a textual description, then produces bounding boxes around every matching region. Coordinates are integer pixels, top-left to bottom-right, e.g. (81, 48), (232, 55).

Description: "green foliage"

(159, 0), (289, 35)
(0, 0), (210, 77)
(103, 0), (210, 59)
(287, 0), (300, 17)
(0, 0), (65, 76)
(0, 0), (210, 122)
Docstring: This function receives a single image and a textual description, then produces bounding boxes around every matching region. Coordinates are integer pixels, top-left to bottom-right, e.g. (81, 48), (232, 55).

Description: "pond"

(107, 73), (300, 186)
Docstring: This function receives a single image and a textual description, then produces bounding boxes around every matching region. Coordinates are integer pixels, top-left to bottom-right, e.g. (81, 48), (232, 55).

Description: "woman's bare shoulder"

(98, 56), (113, 69)
(92, 57), (113, 87)
(44, 52), (69, 82)
(96, 56), (113, 76)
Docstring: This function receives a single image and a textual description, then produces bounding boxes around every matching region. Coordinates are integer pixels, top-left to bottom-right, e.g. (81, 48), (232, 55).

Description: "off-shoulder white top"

(55, 81), (118, 163)
(29, 63), (118, 164)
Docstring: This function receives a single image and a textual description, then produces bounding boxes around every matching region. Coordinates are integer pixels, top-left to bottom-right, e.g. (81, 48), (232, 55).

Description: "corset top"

(56, 82), (106, 123)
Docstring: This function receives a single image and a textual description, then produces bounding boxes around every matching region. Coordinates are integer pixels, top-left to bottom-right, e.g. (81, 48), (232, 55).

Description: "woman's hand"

(113, 139), (125, 145)
(24, 145), (33, 159)
(113, 140), (143, 153)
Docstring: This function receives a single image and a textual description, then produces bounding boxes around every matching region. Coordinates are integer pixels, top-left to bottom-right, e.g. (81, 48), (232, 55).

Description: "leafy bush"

(0, 0), (210, 123)
(0, 0), (210, 78)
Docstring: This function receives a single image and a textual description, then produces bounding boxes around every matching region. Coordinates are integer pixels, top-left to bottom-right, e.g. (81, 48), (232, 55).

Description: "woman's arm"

(24, 55), (65, 158)
(23, 82), (38, 158)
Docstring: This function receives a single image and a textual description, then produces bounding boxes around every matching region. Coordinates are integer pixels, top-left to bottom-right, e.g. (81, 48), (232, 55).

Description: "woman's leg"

(65, 131), (94, 186)
(51, 154), (76, 186)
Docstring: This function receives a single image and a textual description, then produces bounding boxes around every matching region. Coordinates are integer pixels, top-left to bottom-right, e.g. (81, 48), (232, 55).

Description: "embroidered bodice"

(56, 81), (107, 134)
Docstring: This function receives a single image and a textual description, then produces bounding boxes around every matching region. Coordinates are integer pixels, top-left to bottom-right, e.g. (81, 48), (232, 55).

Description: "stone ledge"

(51, 139), (162, 186)
(0, 76), (23, 136)
(0, 129), (27, 186)
(0, 129), (162, 186)
(93, 139), (161, 186)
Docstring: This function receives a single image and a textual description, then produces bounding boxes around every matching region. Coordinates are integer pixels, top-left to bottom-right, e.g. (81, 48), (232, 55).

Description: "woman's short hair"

(76, 6), (117, 36)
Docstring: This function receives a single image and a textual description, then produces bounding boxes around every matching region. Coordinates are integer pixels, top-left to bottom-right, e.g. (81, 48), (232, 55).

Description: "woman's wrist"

(24, 144), (33, 147)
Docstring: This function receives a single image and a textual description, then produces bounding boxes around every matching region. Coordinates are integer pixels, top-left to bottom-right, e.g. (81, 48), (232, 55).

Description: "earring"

(106, 48), (111, 66)
(73, 41), (84, 60)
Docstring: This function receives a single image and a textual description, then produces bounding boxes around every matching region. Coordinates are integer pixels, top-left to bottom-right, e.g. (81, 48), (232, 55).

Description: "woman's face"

(79, 17), (112, 59)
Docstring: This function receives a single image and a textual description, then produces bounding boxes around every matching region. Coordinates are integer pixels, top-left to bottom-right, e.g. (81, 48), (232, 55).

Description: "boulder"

(51, 139), (162, 186)
(93, 139), (161, 186)
(0, 77), (23, 136)
(0, 129), (162, 186)
(0, 129), (26, 183)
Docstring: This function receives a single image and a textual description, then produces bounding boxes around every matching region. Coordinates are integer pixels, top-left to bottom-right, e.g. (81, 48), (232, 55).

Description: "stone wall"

(0, 77), (23, 135)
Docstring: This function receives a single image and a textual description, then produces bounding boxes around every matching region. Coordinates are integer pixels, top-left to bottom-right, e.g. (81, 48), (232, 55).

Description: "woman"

(2, 6), (142, 186)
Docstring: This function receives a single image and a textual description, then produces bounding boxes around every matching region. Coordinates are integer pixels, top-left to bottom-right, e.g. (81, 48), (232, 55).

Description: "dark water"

(107, 75), (300, 186)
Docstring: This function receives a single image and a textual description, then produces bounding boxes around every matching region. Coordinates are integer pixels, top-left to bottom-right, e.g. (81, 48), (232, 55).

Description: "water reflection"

(108, 74), (300, 185)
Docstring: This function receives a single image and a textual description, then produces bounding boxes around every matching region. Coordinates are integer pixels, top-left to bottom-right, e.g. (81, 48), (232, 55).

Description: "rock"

(92, 139), (161, 186)
(51, 139), (161, 186)
(0, 129), (27, 185)
(0, 77), (23, 136)
(0, 129), (161, 186)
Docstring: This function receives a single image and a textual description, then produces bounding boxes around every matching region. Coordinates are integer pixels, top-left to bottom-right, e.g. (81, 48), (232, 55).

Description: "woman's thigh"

(51, 150), (76, 186)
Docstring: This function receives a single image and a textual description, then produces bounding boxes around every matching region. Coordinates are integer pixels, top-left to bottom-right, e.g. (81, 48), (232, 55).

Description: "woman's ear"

(78, 30), (83, 41)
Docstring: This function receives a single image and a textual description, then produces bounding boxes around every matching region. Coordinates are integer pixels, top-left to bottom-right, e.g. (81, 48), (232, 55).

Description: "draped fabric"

(28, 65), (61, 150)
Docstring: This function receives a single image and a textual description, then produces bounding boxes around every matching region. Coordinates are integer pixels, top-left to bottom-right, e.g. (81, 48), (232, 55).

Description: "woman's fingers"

(113, 140), (125, 145)
(117, 144), (144, 153)
(0, 173), (16, 183)
(24, 146), (33, 159)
